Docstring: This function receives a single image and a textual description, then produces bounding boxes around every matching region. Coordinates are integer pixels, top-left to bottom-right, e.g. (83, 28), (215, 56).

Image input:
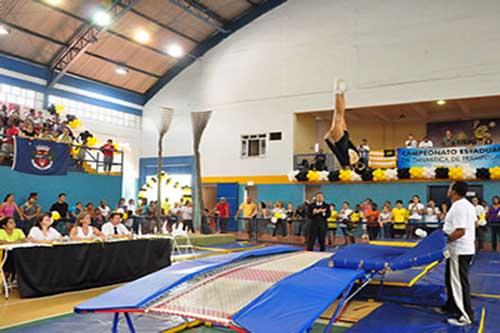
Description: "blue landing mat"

(346, 301), (487, 333)
(4, 313), (190, 333)
(470, 252), (500, 297)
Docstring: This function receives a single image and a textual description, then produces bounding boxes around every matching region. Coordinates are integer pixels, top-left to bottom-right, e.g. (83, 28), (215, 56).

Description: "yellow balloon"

(122, 212), (128, 221)
(410, 167), (424, 179)
(489, 167), (500, 180)
(448, 167), (464, 180)
(55, 104), (65, 114)
(87, 137), (97, 146)
(138, 191), (147, 199)
(51, 211), (61, 221)
(69, 119), (82, 129)
(373, 168), (386, 181)
(339, 169), (352, 182)
(307, 170), (321, 182)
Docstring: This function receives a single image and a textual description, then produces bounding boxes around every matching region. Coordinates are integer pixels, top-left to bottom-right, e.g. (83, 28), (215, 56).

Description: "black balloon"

(296, 170), (309, 182)
(397, 168), (410, 179)
(328, 170), (340, 182)
(476, 168), (490, 180)
(435, 167), (449, 179)
(361, 168), (374, 181)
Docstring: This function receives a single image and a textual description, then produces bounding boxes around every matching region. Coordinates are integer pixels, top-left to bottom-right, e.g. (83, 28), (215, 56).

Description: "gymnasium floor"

(2, 240), (500, 332)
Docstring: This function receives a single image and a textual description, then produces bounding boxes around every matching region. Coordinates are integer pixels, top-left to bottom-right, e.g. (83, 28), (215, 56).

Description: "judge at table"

(70, 213), (104, 241)
(101, 212), (130, 238)
(0, 217), (26, 244)
(27, 213), (63, 243)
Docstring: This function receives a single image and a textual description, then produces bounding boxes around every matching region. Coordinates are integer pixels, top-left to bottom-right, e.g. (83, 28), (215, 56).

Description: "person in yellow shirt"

(0, 217), (26, 283)
(327, 204), (338, 246)
(391, 200), (408, 238)
(236, 197), (257, 237)
(0, 217), (26, 243)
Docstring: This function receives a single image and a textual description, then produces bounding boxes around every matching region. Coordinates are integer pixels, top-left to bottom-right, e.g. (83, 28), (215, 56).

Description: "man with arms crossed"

(442, 181), (475, 326)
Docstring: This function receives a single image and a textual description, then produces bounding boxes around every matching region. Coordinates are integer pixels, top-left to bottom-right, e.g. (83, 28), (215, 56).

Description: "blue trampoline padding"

(232, 259), (363, 333)
(470, 252), (500, 296)
(331, 230), (446, 271)
(346, 302), (482, 333)
(75, 245), (300, 313)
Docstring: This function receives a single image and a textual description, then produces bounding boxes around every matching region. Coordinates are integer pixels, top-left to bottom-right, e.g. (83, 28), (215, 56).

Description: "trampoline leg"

(124, 313), (136, 333)
(112, 313), (119, 333)
(323, 281), (356, 333)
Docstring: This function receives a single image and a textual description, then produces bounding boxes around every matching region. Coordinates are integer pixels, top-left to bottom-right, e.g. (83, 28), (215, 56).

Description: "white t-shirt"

(474, 205), (485, 218)
(181, 206), (193, 220)
(418, 140), (434, 148)
(98, 205), (111, 217)
(101, 222), (130, 236)
(424, 207), (440, 223)
(408, 203), (425, 220)
(443, 198), (476, 255)
(28, 226), (61, 241)
(339, 208), (353, 220)
(405, 139), (418, 148)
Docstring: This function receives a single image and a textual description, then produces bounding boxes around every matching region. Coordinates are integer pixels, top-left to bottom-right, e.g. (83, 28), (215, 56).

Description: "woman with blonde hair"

(70, 213), (104, 241)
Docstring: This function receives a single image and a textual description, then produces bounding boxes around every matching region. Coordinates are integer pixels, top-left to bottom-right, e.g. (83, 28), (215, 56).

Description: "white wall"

(142, 0), (500, 176)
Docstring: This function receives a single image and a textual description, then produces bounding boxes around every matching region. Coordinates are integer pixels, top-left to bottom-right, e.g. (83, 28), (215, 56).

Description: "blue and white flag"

(12, 137), (70, 175)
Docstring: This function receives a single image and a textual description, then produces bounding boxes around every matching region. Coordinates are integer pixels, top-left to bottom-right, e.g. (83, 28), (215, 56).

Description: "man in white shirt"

(418, 136), (434, 148)
(442, 181), (476, 326)
(405, 134), (418, 148)
(101, 212), (130, 238)
(407, 195), (425, 239)
(98, 200), (111, 218)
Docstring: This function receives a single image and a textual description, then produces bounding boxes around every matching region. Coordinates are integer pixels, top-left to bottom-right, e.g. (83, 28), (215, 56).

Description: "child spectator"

(391, 200), (408, 238)
(326, 204), (338, 245)
(366, 203), (381, 240)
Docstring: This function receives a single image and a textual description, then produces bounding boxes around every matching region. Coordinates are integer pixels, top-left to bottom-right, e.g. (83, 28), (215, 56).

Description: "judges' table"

(10, 238), (171, 298)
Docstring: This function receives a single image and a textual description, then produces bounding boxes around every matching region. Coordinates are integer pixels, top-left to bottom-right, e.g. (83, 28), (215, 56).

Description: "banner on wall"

(427, 118), (499, 147)
(397, 144), (500, 169)
(12, 137), (70, 175)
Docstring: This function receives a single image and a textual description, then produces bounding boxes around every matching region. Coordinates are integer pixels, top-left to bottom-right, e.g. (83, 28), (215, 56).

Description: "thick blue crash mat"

(75, 245), (300, 313)
(232, 259), (364, 333)
(331, 230), (446, 271)
(346, 302), (483, 333)
(470, 252), (500, 297)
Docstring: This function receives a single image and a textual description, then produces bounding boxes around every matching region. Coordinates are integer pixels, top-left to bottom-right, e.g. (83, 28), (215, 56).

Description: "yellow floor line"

(477, 307), (486, 333)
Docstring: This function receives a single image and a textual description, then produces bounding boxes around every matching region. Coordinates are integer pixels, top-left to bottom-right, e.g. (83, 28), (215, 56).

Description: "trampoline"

(76, 230), (447, 333)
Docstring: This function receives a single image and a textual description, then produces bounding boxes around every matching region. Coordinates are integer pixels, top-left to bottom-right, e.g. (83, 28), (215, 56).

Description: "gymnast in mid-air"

(324, 79), (361, 170)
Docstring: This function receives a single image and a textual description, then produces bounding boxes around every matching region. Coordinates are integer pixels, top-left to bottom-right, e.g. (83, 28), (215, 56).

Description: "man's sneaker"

(447, 316), (472, 326)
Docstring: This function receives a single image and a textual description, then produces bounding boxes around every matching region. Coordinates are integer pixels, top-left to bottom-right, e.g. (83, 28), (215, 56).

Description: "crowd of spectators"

(220, 194), (500, 251)
(0, 192), (197, 245)
(0, 104), (117, 172)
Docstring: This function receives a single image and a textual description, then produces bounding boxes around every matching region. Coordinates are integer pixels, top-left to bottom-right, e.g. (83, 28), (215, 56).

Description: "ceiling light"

(46, 0), (63, 5)
(115, 66), (128, 75)
(166, 43), (184, 58)
(436, 99), (446, 106)
(0, 25), (9, 36)
(93, 11), (111, 26)
(134, 29), (150, 44)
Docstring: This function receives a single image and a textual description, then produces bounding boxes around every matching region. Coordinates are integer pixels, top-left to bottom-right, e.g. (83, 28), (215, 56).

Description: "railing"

(293, 153), (339, 171)
(0, 134), (124, 174)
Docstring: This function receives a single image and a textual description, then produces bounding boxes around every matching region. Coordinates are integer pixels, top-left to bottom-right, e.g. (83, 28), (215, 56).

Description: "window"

(0, 84), (43, 110)
(48, 95), (141, 129)
(241, 134), (267, 158)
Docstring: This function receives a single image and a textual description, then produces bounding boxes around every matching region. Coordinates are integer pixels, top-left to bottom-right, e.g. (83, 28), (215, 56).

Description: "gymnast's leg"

(324, 84), (359, 169)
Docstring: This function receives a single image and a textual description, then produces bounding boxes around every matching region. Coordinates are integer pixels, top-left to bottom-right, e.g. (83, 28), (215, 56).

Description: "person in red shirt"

(100, 139), (115, 174)
(211, 197), (230, 233)
(366, 203), (381, 240)
(3, 118), (19, 156)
